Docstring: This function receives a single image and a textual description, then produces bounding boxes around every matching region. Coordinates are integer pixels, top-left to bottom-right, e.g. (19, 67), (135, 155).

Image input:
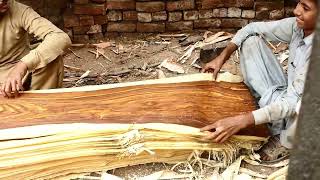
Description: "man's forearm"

(19, 6), (71, 71)
(220, 42), (238, 63)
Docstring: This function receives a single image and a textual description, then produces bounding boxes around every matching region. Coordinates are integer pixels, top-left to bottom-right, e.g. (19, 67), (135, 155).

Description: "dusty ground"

(63, 31), (240, 88)
(64, 32), (289, 180)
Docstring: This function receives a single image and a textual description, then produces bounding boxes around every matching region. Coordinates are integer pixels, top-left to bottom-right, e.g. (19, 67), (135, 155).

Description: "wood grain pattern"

(0, 79), (268, 137)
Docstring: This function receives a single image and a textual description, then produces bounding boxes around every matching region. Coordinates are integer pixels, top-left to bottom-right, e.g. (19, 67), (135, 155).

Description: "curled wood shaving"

(197, 35), (233, 49)
(244, 157), (290, 168)
(159, 59), (185, 74)
(179, 42), (198, 63)
(157, 69), (166, 79)
(204, 31), (225, 43)
(239, 167), (268, 178)
(93, 42), (114, 49)
(267, 166), (288, 180)
(79, 70), (91, 79)
(221, 156), (245, 180)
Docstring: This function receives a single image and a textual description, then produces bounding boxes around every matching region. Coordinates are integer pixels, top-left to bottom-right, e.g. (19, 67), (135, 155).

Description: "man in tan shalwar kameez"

(0, 0), (71, 98)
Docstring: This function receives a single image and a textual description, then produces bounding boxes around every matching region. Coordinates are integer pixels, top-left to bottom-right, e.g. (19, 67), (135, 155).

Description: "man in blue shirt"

(201, 0), (318, 161)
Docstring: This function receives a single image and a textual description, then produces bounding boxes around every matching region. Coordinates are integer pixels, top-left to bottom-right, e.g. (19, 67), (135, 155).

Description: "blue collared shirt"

(231, 17), (313, 125)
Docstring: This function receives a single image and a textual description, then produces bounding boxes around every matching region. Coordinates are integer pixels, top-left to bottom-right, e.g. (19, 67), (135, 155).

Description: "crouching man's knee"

(29, 57), (64, 90)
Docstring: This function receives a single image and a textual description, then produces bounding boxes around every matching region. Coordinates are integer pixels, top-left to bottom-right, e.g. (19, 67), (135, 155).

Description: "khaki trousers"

(0, 57), (64, 91)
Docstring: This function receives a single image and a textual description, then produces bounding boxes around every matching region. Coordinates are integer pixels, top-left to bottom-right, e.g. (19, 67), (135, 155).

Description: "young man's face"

(0, 0), (9, 14)
(294, 0), (318, 33)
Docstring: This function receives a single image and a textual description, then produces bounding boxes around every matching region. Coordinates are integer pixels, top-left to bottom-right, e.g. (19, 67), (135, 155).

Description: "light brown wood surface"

(0, 74), (268, 136)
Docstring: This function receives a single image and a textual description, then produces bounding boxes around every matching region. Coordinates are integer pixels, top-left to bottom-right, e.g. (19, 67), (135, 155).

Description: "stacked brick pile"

(61, 0), (295, 42)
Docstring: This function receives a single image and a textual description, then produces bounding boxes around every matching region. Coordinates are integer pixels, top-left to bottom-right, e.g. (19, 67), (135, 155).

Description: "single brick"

(79, 15), (94, 26)
(166, 21), (193, 31)
(107, 22), (137, 32)
(106, 0), (135, 10)
(212, 8), (227, 17)
(168, 12), (183, 22)
(224, 0), (254, 8)
(123, 11), (138, 21)
(194, 19), (221, 28)
(136, 1), (165, 12)
(94, 15), (108, 24)
(221, 18), (248, 28)
(152, 11), (167, 21)
(73, 4), (106, 15)
(241, 10), (255, 19)
(107, 10), (122, 21)
(167, 0), (195, 11)
(183, 10), (199, 20)
(199, 10), (213, 19)
(198, 0), (224, 9)
(137, 22), (165, 32)
(138, 12), (152, 22)
(227, 7), (242, 18)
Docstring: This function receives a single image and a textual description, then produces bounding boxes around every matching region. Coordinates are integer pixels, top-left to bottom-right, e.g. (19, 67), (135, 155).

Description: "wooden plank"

(0, 73), (268, 137)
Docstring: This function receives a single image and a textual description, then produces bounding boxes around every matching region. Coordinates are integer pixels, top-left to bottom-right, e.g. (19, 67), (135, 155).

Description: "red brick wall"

(19, 0), (297, 42)
(18, 0), (70, 28)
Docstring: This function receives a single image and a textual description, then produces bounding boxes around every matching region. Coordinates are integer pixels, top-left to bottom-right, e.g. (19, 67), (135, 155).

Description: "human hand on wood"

(200, 113), (255, 143)
(201, 55), (225, 79)
(1, 61), (28, 98)
(201, 42), (238, 79)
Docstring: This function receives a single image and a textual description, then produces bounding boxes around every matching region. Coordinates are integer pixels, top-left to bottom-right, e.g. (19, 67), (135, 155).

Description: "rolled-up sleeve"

(252, 68), (308, 125)
(19, 7), (71, 70)
(253, 95), (297, 125)
(231, 17), (296, 47)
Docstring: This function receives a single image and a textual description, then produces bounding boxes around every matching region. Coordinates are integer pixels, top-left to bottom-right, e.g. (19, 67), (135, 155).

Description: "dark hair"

(312, 0), (318, 5)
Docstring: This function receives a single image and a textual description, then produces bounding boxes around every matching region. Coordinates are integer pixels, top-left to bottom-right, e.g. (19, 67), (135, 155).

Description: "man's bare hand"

(200, 113), (255, 143)
(1, 61), (28, 98)
(201, 42), (238, 79)
(201, 55), (225, 79)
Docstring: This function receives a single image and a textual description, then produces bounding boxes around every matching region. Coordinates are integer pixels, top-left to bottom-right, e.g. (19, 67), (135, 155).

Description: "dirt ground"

(64, 32), (289, 180)
(63, 31), (240, 88)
